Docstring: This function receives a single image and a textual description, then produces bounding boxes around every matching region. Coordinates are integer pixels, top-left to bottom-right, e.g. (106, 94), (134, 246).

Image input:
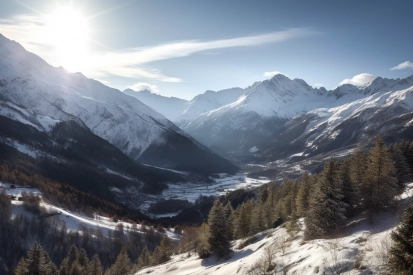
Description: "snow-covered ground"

(135, 183), (413, 275)
(140, 174), (270, 217)
(1, 181), (181, 240)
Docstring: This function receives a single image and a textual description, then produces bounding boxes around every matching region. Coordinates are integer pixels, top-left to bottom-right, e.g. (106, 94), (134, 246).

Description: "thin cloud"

(263, 71), (288, 78)
(390, 61), (413, 70)
(339, 73), (376, 86)
(128, 82), (159, 93)
(0, 14), (317, 82)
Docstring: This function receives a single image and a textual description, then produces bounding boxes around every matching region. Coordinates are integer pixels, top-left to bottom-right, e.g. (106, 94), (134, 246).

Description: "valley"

(140, 173), (270, 218)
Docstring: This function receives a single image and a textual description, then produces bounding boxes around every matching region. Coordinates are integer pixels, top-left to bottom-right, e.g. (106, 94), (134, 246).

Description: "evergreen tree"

(77, 248), (89, 270)
(25, 242), (56, 275)
(136, 246), (151, 269)
(66, 245), (79, 268)
(390, 146), (412, 192)
(60, 245), (79, 275)
(263, 184), (277, 228)
(68, 261), (83, 275)
(196, 223), (210, 258)
(338, 160), (359, 216)
(364, 138), (397, 211)
(234, 201), (252, 238)
(14, 257), (27, 275)
(305, 159), (347, 239)
(349, 149), (367, 207)
(250, 202), (265, 235)
(109, 247), (131, 275)
(389, 205), (413, 274)
(223, 202), (234, 240)
(87, 254), (103, 275)
(158, 235), (171, 264)
(150, 246), (162, 265)
(207, 199), (231, 258)
(296, 172), (311, 217)
(258, 185), (268, 204)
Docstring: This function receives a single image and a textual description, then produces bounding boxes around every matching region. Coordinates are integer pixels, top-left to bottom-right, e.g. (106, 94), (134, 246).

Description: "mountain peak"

(269, 73), (290, 82)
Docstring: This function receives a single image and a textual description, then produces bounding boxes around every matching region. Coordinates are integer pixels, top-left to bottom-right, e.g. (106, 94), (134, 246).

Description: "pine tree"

(263, 184), (277, 228)
(60, 245), (79, 275)
(136, 246), (151, 269)
(196, 223), (210, 258)
(14, 257), (27, 275)
(25, 242), (56, 275)
(296, 172), (311, 217)
(207, 199), (231, 258)
(77, 248), (89, 270)
(349, 149), (368, 208)
(338, 160), (359, 217)
(68, 261), (83, 275)
(364, 138), (397, 211)
(150, 246), (162, 265)
(249, 202), (265, 235)
(109, 247), (131, 275)
(389, 205), (413, 274)
(258, 185), (268, 204)
(66, 245), (79, 268)
(305, 159), (347, 239)
(87, 254), (103, 275)
(223, 202), (234, 240)
(390, 146), (412, 192)
(234, 201), (252, 238)
(158, 235), (171, 264)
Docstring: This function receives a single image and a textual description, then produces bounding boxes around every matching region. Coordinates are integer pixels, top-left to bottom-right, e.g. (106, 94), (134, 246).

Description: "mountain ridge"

(0, 33), (238, 175)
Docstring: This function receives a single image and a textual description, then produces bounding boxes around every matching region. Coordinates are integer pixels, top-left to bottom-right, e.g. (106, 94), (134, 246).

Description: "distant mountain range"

(125, 73), (413, 163)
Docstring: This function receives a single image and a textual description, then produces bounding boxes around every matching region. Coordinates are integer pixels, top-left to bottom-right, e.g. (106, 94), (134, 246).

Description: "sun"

(45, 6), (90, 72)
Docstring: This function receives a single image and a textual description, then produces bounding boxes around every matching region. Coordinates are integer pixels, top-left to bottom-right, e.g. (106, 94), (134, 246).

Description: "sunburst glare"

(44, 6), (90, 72)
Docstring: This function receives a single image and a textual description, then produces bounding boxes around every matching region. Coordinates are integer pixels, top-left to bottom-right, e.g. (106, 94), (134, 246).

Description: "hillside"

(0, 33), (238, 176)
(135, 183), (413, 275)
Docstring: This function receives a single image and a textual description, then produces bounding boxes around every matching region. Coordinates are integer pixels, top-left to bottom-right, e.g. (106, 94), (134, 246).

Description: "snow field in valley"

(140, 174), (270, 217)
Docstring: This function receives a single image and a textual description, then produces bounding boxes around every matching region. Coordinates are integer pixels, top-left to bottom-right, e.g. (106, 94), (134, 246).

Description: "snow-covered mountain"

(123, 89), (188, 121)
(175, 87), (252, 126)
(0, 33), (237, 175)
(259, 75), (413, 161)
(123, 86), (251, 126)
(180, 74), (378, 160)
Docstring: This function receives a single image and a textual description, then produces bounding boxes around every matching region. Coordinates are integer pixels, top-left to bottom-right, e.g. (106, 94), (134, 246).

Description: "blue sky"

(1, 0), (413, 99)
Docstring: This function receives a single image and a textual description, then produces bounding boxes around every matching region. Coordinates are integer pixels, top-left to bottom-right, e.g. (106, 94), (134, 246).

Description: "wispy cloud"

(390, 61), (413, 70)
(128, 82), (159, 93)
(339, 73), (376, 86)
(0, 14), (317, 82)
(263, 71), (288, 78)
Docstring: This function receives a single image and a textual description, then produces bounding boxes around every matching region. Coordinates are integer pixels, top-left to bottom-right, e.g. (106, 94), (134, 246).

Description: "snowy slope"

(0, 33), (237, 174)
(176, 87), (250, 126)
(181, 73), (413, 161)
(2, 182), (181, 240)
(260, 76), (413, 161)
(135, 183), (413, 275)
(0, 34), (180, 159)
